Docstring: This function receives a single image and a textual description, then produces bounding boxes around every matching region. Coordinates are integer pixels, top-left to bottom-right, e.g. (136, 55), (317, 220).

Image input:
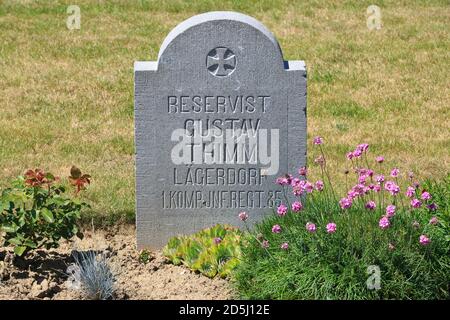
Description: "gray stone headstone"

(135, 11), (306, 249)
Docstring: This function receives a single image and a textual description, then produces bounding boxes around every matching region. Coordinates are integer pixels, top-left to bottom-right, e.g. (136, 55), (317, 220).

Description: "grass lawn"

(0, 0), (448, 224)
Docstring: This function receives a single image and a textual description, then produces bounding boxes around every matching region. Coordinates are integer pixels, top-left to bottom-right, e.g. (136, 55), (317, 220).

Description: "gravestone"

(135, 11), (307, 249)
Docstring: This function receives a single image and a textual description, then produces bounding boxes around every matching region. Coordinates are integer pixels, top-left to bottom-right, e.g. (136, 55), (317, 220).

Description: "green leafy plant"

(0, 167), (90, 257)
(138, 249), (152, 264)
(163, 224), (242, 278)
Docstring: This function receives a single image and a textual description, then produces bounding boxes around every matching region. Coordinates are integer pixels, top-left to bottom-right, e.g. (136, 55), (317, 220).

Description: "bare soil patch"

(0, 226), (234, 300)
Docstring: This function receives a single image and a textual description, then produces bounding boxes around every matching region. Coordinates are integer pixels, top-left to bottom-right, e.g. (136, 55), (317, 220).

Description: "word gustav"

(168, 95), (271, 114)
(184, 118), (261, 135)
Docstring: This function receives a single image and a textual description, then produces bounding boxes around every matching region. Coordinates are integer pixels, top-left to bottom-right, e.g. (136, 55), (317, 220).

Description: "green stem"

(319, 145), (337, 203)
(244, 222), (275, 260)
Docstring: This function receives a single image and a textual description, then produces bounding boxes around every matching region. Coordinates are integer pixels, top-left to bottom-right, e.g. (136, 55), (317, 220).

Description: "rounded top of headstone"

(158, 11), (282, 61)
(155, 11), (286, 78)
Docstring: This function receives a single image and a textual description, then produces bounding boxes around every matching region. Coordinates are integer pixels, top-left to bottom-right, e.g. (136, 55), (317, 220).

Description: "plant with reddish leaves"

(69, 166), (91, 195)
(0, 167), (91, 256)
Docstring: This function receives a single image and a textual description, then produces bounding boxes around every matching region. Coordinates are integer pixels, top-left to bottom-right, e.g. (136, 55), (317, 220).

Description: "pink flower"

(276, 175), (292, 185)
(411, 198), (422, 208)
(358, 168), (368, 176)
(291, 178), (303, 188)
(353, 148), (362, 158)
(419, 235), (430, 246)
(315, 180), (324, 191)
(339, 197), (352, 209)
(365, 201), (376, 210)
(304, 181), (314, 193)
(408, 171), (414, 179)
(276, 177), (289, 185)
(429, 216), (438, 225)
(376, 156), (384, 163)
(367, 169), (374, 177)
(313, 136), (323, 145)
(427, 203), (438, 211)
(291, 177), (301, 187)
(272, 224), (282, 234)
(359, 175), (368, 184)
(314, 155), (325, 166)
(306, 222), (316, 233)
(364, 186), (371, 194)
(375, 175), (385, 183)
(379, 216), (390, 229)
(421, 191), (431, 201)
(292, 186), (303, 196)
(291, 201), (303, 213)
(385, 205), (396, 217)
(390, 168), (399, 178)
(388, 243), (395, 251)
(238, 211), (248, 221)
(406, 186), (415, 198)
(357, 143), (369, 153)
(347, 190), (358, 200)
(280, 242), (289, 250)
(373, 184), (381, 192)
(384, 181), (400, 195)
(352, 184), (367, 196)
(326, 222), (336, 234)
(298, 166), (307, 176)
(298, 180), (307, 189)
(261, 240), (270, 248)
(214, 237), (222, 245)
(277, 204), (288, 216)
(346, 152), (354, 160)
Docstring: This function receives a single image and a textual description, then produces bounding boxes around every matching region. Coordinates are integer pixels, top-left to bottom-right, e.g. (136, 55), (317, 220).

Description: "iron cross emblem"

(206, 47), (236, 77)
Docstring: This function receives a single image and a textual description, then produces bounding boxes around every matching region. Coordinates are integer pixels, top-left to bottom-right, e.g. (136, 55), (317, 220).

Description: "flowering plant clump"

(0, 167), (90, 256)
(235, 137), (450, 300)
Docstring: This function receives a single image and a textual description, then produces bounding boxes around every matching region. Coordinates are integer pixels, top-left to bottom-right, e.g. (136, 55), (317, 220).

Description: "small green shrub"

(163, 224), (242, 278)
(234, 138), (450, 300)
(138, 249), (152, 264)
(0, 167), (90, 256)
